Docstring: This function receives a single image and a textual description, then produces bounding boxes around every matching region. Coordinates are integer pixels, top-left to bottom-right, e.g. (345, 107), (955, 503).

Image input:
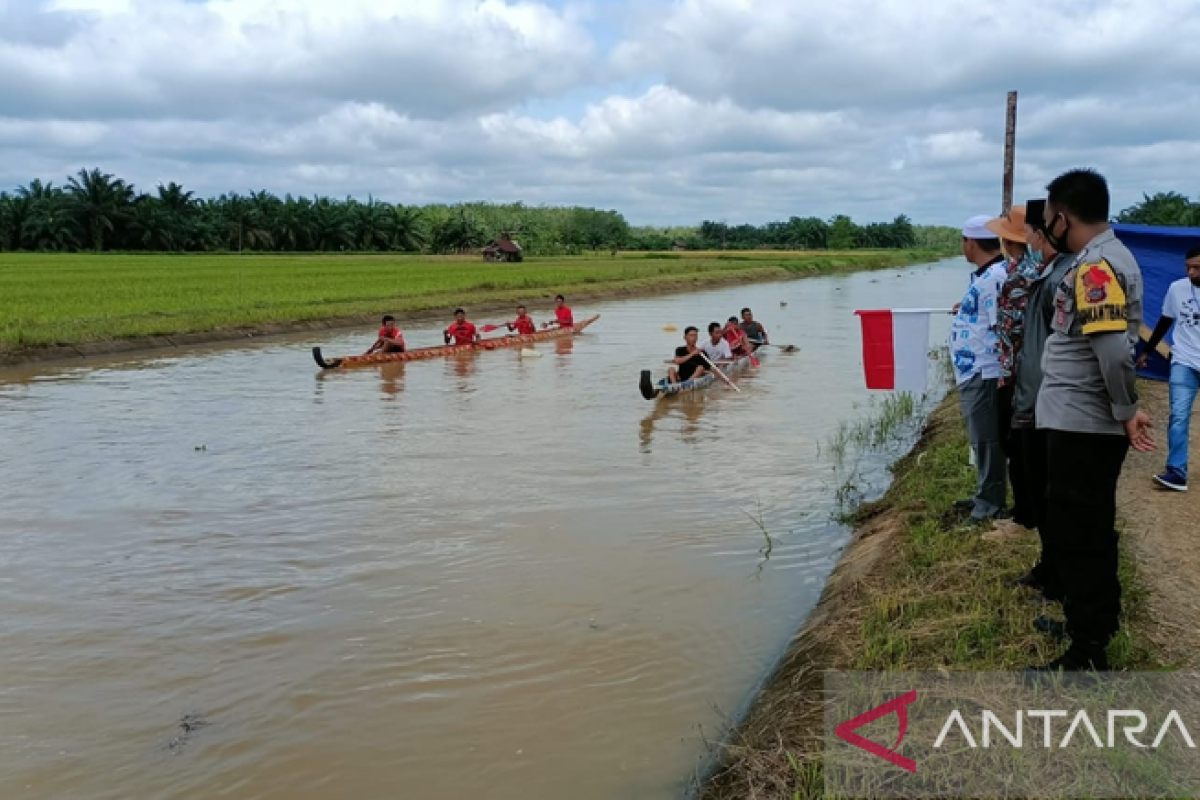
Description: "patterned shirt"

(948, 258), (1007, 386)
(996, 253), (1050, 386)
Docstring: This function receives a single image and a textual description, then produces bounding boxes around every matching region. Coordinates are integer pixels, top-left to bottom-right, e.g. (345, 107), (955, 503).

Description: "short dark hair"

(1187, 246), (1200, 260)
(555, 294), (565, 301)
(708, 322), (722, 333)
(1025, 199), (1046, 231)
(382, 315), (394, 324)
(727, 316), (739, 323)
(1046, 168), (1109, 224)
(517, 304), (526, 310)
(741, 307), (752, 315)
(454, 308), (465, 315)
(684, 325), (699, 335)
(971, 237), (1002, 253)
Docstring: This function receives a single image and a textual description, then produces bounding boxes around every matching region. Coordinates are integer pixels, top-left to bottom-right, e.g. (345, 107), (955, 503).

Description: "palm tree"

(0, 192), (32, 251)
(24, 203), (81, 251)
(350, 197), (394, 251)
(276, 195), (315, 251)
(156, 181), (194, 213)
(66, 168), (134, 251)
(311, 196), (353, 251)
(390, 204), (427, 252)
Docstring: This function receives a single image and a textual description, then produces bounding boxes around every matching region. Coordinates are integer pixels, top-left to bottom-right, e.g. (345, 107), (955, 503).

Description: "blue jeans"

(1167, 361), (1200, 478)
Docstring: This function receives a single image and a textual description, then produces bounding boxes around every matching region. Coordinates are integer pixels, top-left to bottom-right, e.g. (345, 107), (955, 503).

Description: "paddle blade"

(663, 325), (678, 332)
(479, 324), (504, 333)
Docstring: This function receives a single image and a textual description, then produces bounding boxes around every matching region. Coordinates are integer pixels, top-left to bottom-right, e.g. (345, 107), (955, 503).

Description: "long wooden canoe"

(639, 349), (764, 400)
(313, 315), (599, 369)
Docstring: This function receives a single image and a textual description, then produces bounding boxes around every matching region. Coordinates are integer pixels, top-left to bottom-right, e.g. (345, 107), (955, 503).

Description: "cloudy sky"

(1, 0), (1198, 226)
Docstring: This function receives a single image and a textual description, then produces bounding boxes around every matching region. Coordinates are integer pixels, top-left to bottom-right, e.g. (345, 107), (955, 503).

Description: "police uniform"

(1036, 228), (1143, 667)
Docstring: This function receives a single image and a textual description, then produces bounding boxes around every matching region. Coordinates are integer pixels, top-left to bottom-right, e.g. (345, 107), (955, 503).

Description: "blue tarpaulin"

(1113, 223), (1200, 382)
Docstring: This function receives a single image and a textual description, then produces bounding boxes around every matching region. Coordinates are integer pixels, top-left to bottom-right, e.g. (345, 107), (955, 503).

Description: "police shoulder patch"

(1074, 258), (1128, 334)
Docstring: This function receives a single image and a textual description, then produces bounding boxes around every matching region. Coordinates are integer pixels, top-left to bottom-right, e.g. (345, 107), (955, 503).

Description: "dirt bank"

(1117, 380), (1200, 667)
(700, 394), (1160, 800)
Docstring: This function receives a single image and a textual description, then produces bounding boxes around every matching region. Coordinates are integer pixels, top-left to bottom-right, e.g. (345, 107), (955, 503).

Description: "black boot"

(1032, 616), (1067, 640)
(1025, 642), (1109, 673)
(1008, 571), (1043, 590)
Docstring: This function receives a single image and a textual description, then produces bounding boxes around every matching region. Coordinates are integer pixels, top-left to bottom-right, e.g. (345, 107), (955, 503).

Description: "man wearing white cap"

(948, 215), (1010, 521)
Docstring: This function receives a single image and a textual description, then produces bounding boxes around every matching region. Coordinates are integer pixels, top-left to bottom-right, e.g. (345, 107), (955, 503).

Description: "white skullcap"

(961, 214), (995, 240)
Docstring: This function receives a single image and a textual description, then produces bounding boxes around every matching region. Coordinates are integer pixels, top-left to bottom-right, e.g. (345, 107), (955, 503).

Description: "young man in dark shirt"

(668, 326), (708, 384)
(739, 308), (769, 349)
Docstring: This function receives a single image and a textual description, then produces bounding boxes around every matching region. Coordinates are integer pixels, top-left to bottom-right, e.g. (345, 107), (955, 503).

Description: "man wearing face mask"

(1031, 169), (1155, 673)
(1004, 199), (1069, 599)
(1138, 246), (1200, 492)
(986, 205), (1032, 525)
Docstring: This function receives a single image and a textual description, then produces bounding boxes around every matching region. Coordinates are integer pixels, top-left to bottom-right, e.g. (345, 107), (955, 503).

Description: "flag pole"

(1002, 90), (1018, 214)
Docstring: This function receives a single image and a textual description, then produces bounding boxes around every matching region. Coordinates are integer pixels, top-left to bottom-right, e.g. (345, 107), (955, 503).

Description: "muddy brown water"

(0, 261), (958, 799)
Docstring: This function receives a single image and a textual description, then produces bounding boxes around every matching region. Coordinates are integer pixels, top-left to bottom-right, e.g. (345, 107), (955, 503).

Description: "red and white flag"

(854, 309), (934, 392)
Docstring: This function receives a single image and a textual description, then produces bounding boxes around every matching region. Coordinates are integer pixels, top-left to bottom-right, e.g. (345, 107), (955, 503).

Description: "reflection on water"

(379, 362), (406, 398)
(0, 260), (958, 800)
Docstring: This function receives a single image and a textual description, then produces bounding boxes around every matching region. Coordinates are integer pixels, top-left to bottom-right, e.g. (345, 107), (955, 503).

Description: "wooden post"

(1002, 91), (1018, 214)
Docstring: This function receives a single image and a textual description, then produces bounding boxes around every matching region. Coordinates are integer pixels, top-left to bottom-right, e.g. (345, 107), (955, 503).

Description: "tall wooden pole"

(1002, 91), (1018, 214)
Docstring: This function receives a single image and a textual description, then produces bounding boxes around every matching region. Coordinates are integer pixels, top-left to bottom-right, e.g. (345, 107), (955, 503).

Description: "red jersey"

(446, 321), (477, 345)
(511, 316), (537, 335)
(555, 306), (574, 326)
(379, 326), (403, 341)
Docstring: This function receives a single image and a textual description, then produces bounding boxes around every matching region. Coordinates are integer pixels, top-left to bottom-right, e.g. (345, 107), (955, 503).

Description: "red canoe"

(313, 315), (600, 369)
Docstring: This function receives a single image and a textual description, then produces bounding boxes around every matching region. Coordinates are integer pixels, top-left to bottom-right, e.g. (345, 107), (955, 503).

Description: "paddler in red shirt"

(364, 315), (406, 354)
(444, 308), (480, 345)
(723, 316), (751, 357)
(506, 305), (538, 336)
(543, 294), (574, 329)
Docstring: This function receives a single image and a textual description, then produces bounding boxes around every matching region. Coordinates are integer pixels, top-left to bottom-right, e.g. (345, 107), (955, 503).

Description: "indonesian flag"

(854, 309), (933, 392)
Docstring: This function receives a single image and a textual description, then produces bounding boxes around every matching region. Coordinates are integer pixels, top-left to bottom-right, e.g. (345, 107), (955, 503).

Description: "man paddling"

(506, 305), (537, 335)
(444, 308), (480, 345)
(668, 326), (708, 384)
(724, 317), (751, 357)
(740, 308), (769, 349)
(365, 315), (406, 355)
(544, 295), (574, 329)
(701, 322), (733, 362)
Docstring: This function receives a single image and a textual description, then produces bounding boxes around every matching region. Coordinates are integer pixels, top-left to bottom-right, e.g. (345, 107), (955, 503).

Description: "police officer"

(1030, 169), (1155, 673)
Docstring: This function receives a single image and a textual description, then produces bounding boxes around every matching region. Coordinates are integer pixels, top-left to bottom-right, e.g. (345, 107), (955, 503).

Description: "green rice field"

(0, 249), (948, 353)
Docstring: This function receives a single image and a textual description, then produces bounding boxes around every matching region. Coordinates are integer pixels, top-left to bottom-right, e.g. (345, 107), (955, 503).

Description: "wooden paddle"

(697, 351), (740, 392)
(750, 339), (797, 352)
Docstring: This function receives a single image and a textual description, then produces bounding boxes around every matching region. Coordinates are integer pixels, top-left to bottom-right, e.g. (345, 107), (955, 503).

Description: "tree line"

(1116, 192), (1200, 228)
(0, 168), (962, 256)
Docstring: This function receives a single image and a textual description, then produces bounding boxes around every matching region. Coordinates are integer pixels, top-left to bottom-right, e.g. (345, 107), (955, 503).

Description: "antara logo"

(834, 690), (918, 773)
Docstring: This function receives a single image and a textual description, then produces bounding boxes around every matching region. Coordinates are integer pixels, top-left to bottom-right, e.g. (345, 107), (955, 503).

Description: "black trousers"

(1042, 429), (1129, 648)
(1000, 383), (1045, 530)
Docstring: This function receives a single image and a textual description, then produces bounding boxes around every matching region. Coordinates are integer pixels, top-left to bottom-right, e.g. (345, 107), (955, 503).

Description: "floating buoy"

(520, 348), (542, 358)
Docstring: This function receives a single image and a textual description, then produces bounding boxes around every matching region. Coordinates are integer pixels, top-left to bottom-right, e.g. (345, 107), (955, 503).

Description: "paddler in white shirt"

(700, 321), (733, 363)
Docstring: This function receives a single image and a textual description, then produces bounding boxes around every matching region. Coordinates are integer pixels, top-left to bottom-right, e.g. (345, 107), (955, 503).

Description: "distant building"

(482, 237), (523, 263)
(671, 240), (689, 251)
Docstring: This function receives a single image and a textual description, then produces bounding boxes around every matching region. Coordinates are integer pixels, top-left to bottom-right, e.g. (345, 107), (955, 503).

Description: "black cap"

(1026, 199), (1046, 231)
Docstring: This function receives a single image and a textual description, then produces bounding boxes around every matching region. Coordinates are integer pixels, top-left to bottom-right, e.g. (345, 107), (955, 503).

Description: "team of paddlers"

(365, 295), (575, 355)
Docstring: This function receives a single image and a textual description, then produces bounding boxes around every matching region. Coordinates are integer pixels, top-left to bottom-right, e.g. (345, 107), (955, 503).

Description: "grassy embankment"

(0, 249), (948, 356)
(702, 393), (1158, 800)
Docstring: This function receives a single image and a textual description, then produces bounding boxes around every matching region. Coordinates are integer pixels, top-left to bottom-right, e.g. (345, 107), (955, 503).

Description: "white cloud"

(1, 0), (1199, 225)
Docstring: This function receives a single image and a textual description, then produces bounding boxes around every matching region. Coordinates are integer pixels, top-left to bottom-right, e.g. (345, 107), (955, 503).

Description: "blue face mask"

(1026, 243), (1044, 268)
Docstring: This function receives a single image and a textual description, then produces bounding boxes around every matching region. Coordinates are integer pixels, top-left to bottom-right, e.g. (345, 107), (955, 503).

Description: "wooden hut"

(482, 237), (523, 263)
